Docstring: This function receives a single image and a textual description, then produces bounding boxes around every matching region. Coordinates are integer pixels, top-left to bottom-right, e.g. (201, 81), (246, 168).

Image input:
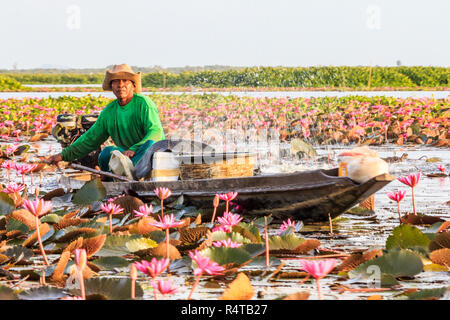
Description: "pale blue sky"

(0, 0), (448, 69)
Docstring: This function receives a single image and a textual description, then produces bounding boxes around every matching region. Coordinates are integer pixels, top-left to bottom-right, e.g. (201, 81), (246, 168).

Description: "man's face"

(111, 79), (135, 100)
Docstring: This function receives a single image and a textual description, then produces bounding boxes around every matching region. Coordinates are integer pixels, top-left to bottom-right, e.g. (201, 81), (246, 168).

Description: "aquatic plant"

(210, 194), (220, 223)
(387, 190), (407, 223)
(154, 187), (172, 216)
(133, 203), (153, 218)
(398, 172), (422, 215)
(187, 250), (225, 300)
(75, 248), (87, 300)
(21, 198), (53, 265)
(100, 202), (124, 234)
(218, 192), (238, 212)
(298, 259), (338, 300)
(151, 279), (178, 299)
(149, 214), (184, 259)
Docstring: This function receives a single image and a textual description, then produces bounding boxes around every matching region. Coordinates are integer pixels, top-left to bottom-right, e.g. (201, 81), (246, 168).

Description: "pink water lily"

(22, 198), (53, 217)
(154, 187), (172, 217)
(151, 279), (178, 298)
(216, 211), (243, 232)
(1, 160), (15, 183)
(100, 202), (124, 234)
(279, 218), (296, 234)
(218, 192), (238, 212)
(3, 183), (26, 194)
(134, 258), (170, 279)
(187, 250), (225, 300)
(398, 172), (422, 215)
(438, 165), (446, 173)
(298, 259), (338, 300)
(22, 199), (53, 266)
(133, 203), (153, 218)
(387, 190), (407, 223)
(212, 239), (243, 248)
(154, 187), (172, 200)
(149, 214), (184, 260)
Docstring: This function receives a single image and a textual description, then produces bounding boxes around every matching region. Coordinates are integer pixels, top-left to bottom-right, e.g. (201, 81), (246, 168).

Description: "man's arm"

(60, 113), (109, 162)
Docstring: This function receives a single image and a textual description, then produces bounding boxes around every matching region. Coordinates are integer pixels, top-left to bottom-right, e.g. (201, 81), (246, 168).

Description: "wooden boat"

(58, 167), (394, 222)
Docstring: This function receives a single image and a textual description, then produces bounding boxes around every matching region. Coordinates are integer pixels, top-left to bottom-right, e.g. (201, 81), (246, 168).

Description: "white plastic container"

(151, 152), (180, 182)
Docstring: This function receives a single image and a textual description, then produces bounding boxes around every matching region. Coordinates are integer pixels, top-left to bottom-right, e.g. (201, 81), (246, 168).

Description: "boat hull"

(59, 168), (394, 222)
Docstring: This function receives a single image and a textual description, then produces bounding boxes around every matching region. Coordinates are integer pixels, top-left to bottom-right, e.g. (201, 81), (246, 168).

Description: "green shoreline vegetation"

(0, 66), (448, 90)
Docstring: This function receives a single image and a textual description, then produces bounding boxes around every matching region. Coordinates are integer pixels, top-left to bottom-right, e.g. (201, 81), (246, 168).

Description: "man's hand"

(46, 154), (63, 165)
(123, 150), (135, 158)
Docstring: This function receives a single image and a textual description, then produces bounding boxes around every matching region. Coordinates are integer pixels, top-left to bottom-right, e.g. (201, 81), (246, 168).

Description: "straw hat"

(102, 64), (142, 93)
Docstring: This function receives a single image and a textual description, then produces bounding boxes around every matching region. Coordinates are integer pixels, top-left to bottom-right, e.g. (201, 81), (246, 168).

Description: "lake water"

(1, 90), (449, 100)
(3, 137), (448, 300)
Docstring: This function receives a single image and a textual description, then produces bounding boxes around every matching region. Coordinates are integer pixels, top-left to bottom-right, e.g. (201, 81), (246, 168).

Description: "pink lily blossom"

(133, 203), (153, 218)
(100, 202), (124, 234)
(212, 239), (243, 248)
(151, 279), (178, 298)
(387, 190), (407, 223)
(187, 250), (225, 300)
(398, 172), (422, 215)
(279, 218), (296, 234)
(134, 257), (170, 279)
(298, 259), (338, 300)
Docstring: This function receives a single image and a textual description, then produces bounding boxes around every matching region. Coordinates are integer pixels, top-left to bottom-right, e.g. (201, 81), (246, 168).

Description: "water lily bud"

(130, 264), (138, 281)
(75, 248), (87, 271)
(213, 194), (220, 208)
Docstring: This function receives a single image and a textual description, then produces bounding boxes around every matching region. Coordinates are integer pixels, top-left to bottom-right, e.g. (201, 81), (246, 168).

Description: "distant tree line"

(1, 66), (448, 88)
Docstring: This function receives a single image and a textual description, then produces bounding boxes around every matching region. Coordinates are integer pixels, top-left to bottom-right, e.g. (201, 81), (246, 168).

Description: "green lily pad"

(0, 192), (15, 216)
(385, 224), (430, 253)
(349, 249), (423, 279)
(72, 178), (106, 205)
(125, 238), (158, 252)
(147, 230), (166, 243)
(211, 231), (252, 244)
(90, 256), (130, 270)
(253, 216), (274, 228)
(18, 286), (67, 300)
(268, 233), (305, 250)
(200, 246), (253, 266)
(40, 213), (62, 224)
(96, 235), (141, 257)
(401, 287), (449, 300)
(6, 218), (30, 234)
(233, 222), (261, 243)
(70, 277), (143, 300)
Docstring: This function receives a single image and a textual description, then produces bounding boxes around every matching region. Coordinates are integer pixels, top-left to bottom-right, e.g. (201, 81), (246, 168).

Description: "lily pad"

(0, 192), (15, 216)
(402, 287), (449, 300)
(72, 178), (106, 205)
(233, 222), (261, 243)
(70, 277), (143, 300)
(90, 256), (130, 270)
(6, 218), (30, 234)
(40, 214), (62, 224)
(268, 233), (305, 250)
(200, 246), (253, 266)
(125, 238), (158, 252)
(3, 246), (33, 261)
(211, 231), (252, 244)
(429, 232), (450, 251)
(349, 249), (423, 279)
(96, 235), (141, 257)
(19, 286), (67, 300)
(385, 224), (430, 253)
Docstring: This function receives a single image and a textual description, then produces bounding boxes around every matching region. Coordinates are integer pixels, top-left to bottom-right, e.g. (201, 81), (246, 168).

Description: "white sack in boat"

(109, 150), (135, 180)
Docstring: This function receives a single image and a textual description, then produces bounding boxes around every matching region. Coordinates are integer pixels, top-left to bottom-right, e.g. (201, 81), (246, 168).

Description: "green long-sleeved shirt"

(61, 93), (164, 162)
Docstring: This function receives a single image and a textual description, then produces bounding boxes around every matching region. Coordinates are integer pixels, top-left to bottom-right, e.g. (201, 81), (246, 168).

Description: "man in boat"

(47, 64), (165, 172)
